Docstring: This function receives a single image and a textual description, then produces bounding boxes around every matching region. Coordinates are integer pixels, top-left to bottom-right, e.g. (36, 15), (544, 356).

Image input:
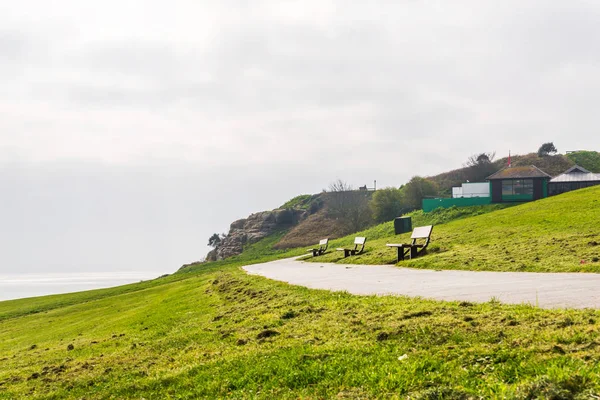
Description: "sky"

(1, 1), (600, 278)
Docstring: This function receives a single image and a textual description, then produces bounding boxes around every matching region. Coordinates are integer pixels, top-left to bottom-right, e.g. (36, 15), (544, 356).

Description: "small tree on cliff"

(208, 233), (224, 248)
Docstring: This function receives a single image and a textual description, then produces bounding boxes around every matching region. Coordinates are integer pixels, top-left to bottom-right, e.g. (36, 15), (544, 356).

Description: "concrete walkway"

(243, 257), (600, 309)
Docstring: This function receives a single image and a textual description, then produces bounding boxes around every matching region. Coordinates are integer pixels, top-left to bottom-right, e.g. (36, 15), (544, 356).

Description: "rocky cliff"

(206, 208), (309, 261)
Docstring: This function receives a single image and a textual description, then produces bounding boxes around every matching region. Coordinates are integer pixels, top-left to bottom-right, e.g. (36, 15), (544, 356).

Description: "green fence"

(422, 197), (492, 213)
(501, 194), (533, 202)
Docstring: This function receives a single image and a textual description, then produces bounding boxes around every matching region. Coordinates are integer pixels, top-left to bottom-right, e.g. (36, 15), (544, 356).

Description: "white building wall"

(453, 182), (490, 198)
(452, 187), (463, 198)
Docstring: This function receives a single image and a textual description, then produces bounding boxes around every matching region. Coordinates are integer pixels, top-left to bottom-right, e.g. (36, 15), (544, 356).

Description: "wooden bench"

(307, 238), (329, 257)
(386, 225), (433, 262)
(337, 237), (366, 258)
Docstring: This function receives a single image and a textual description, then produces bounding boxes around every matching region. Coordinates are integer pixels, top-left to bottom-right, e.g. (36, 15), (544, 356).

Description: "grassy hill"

(3, 234), (600, 398)
(2, 177), (600, 398)
(309, 185), (600, 272)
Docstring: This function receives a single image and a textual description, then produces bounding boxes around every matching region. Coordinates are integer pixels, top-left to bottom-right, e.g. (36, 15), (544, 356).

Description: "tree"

(370, 187), (404, 223)
(401, 176), (438, 210)
(538, 142), (558, 157)
(465, 152), (496, 168)
(328, 179), (352, 192)
(463, 151), (498, 182)
(324, 179), (372, 233)
(208, 233), (224, 248)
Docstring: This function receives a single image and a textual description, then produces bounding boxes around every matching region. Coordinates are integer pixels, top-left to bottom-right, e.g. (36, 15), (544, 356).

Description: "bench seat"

(337, 237), (366, 258)
(386, 225), (433, 262)
(308, 238), (329, 257)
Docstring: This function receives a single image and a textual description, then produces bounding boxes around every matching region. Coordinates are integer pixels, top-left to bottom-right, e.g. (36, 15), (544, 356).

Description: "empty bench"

(307, 238), (329, 257)
(337, 237), (366, 258)
(386, 225), (433, 262)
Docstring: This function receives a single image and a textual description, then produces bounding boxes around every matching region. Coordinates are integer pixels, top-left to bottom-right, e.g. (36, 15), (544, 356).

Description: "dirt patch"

(274, 211), (346, 249)
(402, 311), (433, 320)
(28, 373), (40, 381)
(257, 329), (279, 339)
(281, 310), (298, 320)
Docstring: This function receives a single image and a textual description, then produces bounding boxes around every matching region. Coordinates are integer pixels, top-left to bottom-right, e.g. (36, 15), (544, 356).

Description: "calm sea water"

(0, 271), (166, 301)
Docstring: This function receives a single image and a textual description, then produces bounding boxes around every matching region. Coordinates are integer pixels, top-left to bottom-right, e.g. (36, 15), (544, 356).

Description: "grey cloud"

(0, 30), (29, 61)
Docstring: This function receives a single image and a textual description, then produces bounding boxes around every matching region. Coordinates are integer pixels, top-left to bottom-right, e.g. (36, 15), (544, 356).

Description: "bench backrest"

(411, 225), (433, 239)
(354, 237), (366, 245)
(319, 238), (329, 246)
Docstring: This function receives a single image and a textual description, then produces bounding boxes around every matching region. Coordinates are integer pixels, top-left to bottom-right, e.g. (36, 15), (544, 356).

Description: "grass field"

(309, 186), (600, 273)
(2, 187), (600, 398)
(3, 254), (600, 399)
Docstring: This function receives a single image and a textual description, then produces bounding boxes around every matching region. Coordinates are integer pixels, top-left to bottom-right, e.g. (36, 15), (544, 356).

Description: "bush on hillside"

(402, 177), (439, 210)
(370, 187), (404, 223)
(463, 152), (498, 182)
(566, 150), (600, 172)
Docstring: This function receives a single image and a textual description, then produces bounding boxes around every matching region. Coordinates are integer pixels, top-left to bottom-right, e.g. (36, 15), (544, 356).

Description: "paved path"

(243, 257), (600, 309)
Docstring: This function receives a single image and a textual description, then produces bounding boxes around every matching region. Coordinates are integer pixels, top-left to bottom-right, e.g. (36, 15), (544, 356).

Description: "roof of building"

(562, 165), (591, 174)
(487, 165), (552, 180)
(550, 165), (600, 183)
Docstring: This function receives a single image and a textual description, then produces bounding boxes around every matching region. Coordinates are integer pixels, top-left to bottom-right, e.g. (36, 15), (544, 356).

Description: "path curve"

(243, 257), (600, 309)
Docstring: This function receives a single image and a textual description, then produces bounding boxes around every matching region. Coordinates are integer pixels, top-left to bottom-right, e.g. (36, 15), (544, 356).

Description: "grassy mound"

(309, 186), (600, 272)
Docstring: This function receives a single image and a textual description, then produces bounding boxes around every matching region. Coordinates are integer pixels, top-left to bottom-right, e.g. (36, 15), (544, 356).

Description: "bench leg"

(312, 250), (318, 257)
(409, 246), (418, 259)
(397, 247), (404, 262)
(344, 249), (350, 258)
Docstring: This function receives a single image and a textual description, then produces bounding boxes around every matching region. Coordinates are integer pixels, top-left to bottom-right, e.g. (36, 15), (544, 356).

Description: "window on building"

(501, 179), (534, 196)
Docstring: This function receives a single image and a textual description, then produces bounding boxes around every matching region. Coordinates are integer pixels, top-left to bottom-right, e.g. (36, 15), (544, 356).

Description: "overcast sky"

(2, 1), (599, 277)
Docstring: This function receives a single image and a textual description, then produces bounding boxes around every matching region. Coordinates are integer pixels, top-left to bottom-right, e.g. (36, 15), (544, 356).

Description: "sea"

(0, 271), (167, 302)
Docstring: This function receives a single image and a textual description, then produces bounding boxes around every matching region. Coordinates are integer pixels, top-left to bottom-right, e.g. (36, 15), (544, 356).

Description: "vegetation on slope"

(309, 186), (600, 273)
(430, 152), (577, 194)
(274, 212), (346, 249)
(279, 194), (322, 211)
(3, 243), (600, 398)
(567, 150), (600, 173)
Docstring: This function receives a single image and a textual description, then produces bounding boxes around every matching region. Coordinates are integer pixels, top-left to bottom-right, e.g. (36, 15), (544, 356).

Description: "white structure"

(452, 182), (490, 198)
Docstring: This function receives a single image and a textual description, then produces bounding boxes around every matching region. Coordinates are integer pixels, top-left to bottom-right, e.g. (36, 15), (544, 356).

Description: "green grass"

(279, 194), (318, 210)
(308, 186), (600, 272)
(2, 187), (600, 398)
(4, 252), (600, 399)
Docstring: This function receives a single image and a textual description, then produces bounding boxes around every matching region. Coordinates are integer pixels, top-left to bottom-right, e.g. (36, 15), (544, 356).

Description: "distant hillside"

(210, 150), (599, 260)
(430, 150), (599, 193)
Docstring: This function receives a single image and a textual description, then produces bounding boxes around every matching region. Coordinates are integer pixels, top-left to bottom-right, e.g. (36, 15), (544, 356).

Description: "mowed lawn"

(310, 185), (600, 272)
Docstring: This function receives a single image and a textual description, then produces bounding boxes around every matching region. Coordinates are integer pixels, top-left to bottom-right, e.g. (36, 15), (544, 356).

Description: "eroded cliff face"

(207, 209), (308, 261)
